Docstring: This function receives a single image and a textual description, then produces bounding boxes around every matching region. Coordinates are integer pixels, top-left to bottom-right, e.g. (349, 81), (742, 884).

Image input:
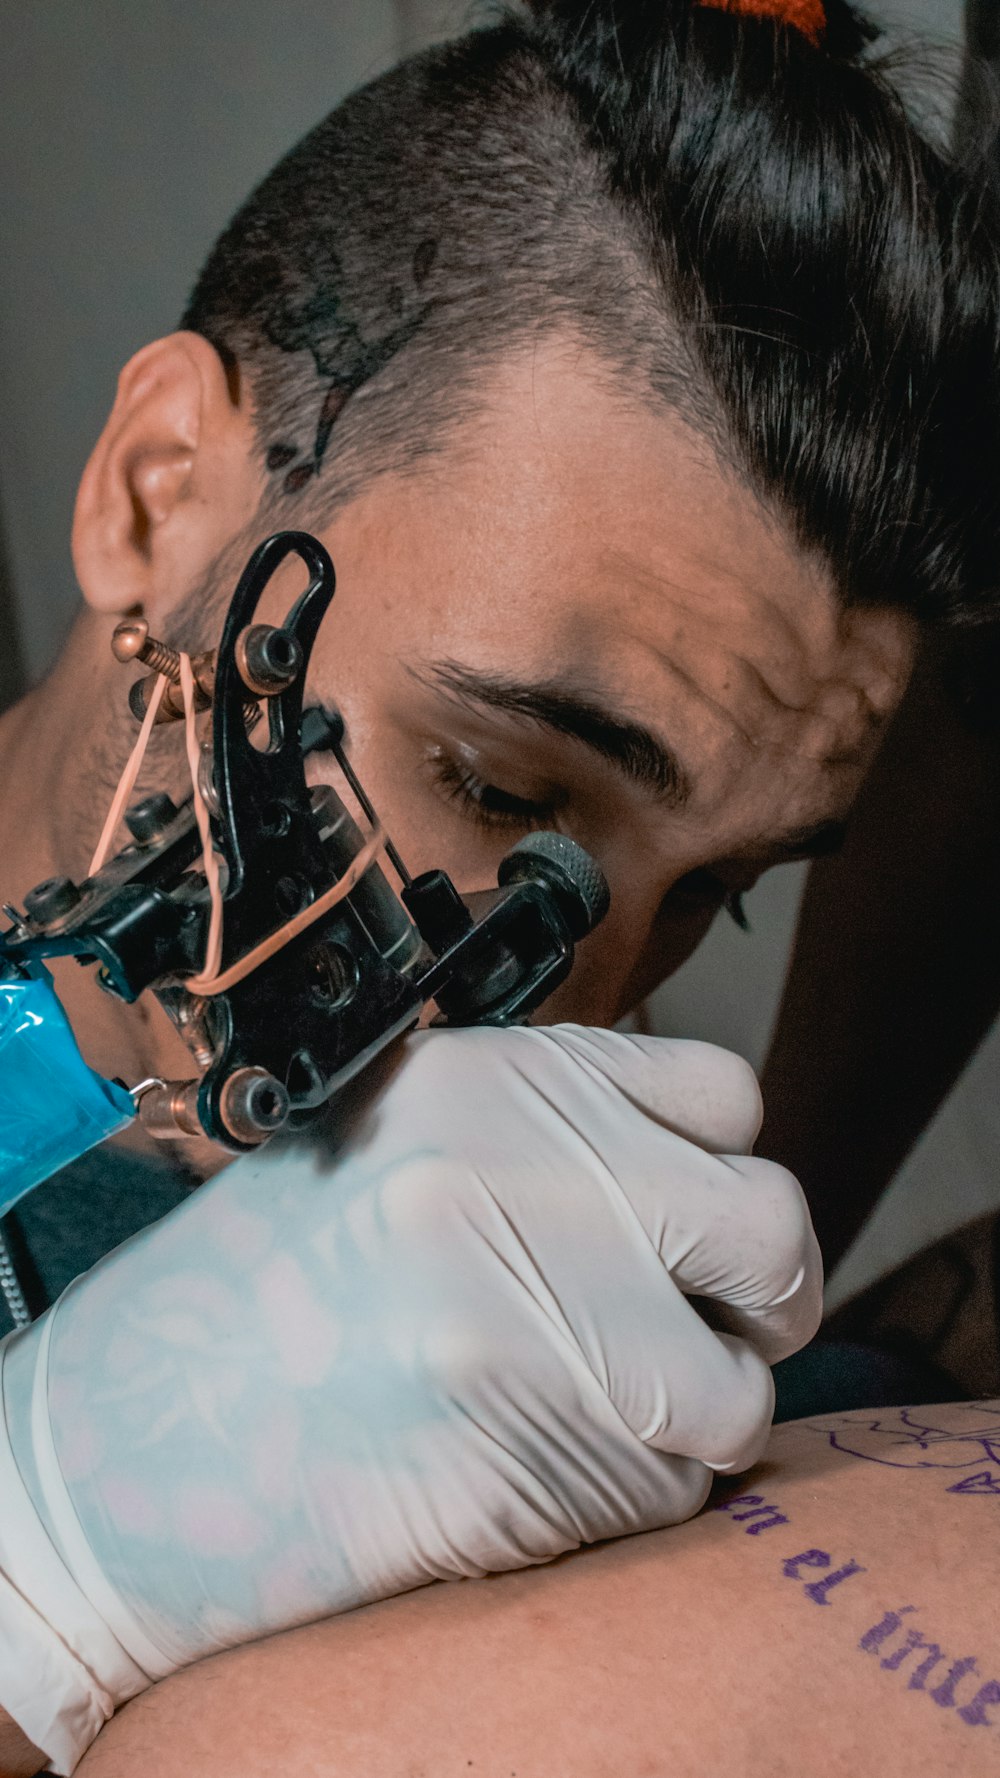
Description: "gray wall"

(1, 0), (987, 1305)
(0, 0), (469, 680)
(0, 0), (963, 679)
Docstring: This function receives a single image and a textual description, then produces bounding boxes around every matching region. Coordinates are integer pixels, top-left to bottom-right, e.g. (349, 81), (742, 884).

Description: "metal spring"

(0, 1225), (32, 1328)
(141, 637), (183, 681)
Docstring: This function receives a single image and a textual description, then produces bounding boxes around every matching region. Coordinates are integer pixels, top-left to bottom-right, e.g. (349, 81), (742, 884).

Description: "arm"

(75, 1399), (1000, 1778)
(0, 1026), (818, 1774)
(761, 645), (1000, 1265)
(0, 1712), (42, 1778)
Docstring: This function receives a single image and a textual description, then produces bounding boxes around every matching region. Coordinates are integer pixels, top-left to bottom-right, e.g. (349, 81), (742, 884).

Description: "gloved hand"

(0, 1025), (821, 1774)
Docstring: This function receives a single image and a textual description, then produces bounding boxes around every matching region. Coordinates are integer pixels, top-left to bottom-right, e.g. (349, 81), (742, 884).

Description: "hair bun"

(696, 0), (825, 45)
(521, 0), (877, 62)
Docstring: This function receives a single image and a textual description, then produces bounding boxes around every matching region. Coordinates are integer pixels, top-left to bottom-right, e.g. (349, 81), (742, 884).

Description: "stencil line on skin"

(803, 1406), (1000, 1474)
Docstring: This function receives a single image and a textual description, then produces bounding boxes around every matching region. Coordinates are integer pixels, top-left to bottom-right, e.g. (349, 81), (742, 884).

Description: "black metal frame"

(1, 532), (609, 1150)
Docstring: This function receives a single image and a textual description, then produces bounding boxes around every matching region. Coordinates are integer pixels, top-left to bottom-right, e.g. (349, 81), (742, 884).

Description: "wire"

(334, 743), (411, 887)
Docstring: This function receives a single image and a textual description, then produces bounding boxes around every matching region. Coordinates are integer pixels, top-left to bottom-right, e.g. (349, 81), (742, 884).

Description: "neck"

(0, 610), (196, 1099)
(0, 622), (95, 896)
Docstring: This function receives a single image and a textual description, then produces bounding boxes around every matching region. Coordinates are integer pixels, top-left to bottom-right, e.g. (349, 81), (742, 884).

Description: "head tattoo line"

(263, 235), (438, 495)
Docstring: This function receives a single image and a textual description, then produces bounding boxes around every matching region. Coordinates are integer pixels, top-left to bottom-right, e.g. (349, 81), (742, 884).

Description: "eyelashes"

(427, 754), (561, 830)
(725, 890), (750, 932)
(427, 751), (752, 930)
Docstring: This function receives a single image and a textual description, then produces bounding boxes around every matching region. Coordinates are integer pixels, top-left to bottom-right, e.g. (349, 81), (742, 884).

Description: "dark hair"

(183, 0), (1000, 630)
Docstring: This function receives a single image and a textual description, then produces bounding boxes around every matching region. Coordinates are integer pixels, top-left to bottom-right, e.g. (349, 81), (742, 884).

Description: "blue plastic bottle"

(0, 962), (134, 1218)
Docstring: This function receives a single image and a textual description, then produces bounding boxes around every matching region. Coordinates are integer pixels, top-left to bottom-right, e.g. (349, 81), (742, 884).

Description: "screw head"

(236, 624), (304, 696)
(23, 875), (81, 922)
(111, 617), (150, 663)
(219, 1067), (290, 1144)
(125, 792), (179, 846)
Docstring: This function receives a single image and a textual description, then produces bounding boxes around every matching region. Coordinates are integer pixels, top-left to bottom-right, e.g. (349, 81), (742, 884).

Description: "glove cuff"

(0, 1319), (161, 1772)
(0, 1564), (112, 1776)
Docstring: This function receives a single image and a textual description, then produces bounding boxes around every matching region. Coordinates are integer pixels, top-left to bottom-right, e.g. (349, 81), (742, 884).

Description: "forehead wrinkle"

(740, 657), (886, 767)
(648, 647), (766, 759)
(650, 631), (872, 774)
(595, 529), (837, 684)
(597, 544), (766, 626)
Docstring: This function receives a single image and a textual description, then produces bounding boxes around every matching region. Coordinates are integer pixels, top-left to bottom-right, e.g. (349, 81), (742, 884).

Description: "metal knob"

(497, 833), (611, 939)
(218, 1066), (290, 1145)
(111, 617), (182, 680)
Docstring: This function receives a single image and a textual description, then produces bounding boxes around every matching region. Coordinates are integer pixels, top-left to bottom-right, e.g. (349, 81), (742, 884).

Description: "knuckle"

(741, 1158), (817, 1294)
(380, 1152), (473, 1245)
(706, 1048), (764, 1150)
(667, 1041), (763, 1151)
(706, 1341), (776, 1469)
(421, 1316), (502, 1398)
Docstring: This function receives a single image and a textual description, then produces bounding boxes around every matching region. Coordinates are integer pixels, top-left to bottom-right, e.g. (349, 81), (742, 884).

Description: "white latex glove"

(0, 1025), (821, 1773)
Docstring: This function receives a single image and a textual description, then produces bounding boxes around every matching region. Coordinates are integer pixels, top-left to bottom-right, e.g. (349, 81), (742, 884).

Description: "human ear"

(72, 332), (261, 624)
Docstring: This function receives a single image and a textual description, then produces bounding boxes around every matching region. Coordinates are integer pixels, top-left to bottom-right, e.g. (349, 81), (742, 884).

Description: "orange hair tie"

(697, 0), (826, 46)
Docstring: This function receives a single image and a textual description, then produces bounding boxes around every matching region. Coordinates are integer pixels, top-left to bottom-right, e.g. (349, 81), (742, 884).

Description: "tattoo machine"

(0, 529), (609, 1198)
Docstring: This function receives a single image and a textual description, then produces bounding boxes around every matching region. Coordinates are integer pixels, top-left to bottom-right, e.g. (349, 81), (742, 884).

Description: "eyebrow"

(413, 659), (693, 807)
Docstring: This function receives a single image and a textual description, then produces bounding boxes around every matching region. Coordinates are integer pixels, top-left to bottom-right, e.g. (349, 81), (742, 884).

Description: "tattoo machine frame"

(0, 531), (610, 1153)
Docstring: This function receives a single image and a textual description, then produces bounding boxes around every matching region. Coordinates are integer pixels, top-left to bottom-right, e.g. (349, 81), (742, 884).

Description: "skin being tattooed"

(262, 235), (438, 495)
(77, 1402), (1000, 1778)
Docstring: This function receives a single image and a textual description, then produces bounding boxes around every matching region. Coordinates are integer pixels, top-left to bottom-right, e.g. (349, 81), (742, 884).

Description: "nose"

(534, 869), (717, 1027)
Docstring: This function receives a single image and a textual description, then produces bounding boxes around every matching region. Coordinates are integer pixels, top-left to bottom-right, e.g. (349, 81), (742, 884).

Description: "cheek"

(611, 895), (721, 1018)
(536, 897), (720, 1026)
(304, 630), (439, 871)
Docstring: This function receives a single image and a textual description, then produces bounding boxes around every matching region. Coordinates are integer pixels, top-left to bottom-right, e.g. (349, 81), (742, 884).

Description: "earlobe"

(72, 331), (259, 619)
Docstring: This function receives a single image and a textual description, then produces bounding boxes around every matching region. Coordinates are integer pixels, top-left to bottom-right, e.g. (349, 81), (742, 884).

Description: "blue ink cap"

(0, 961), (135, 1218)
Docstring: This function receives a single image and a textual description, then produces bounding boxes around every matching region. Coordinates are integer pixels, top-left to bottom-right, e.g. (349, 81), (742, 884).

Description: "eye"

(427, 753), (564, 832)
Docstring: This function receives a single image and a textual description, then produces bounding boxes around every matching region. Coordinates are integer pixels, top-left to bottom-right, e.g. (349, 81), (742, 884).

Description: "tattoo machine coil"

(0, 530), (610, 1156)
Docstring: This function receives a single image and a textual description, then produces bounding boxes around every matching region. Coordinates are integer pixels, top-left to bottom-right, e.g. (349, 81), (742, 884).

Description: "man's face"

(255, 336), (912, 1027)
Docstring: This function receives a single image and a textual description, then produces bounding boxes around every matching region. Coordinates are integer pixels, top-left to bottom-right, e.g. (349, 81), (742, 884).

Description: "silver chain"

(0, 1225), (32, 1328)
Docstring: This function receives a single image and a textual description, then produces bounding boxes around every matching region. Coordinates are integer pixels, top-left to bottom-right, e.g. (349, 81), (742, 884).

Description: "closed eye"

(427, 753), (566, 831)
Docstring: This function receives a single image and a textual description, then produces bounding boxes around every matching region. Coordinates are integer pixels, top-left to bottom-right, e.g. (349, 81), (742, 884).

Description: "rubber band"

(88, 673), (169, 876)
(91, 652), (387, 1001)
(179, 653), (224, 983)
(186, 819), (386, 996)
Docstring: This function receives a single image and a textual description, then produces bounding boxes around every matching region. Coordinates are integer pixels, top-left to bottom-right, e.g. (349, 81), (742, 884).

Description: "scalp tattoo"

(262, 235), (440, 496)
(178, 10), (1000, 640)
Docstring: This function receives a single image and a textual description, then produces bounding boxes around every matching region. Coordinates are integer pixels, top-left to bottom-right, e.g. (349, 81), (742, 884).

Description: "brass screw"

(112, 615), (259, 731)
(112, 617), (183, 684)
